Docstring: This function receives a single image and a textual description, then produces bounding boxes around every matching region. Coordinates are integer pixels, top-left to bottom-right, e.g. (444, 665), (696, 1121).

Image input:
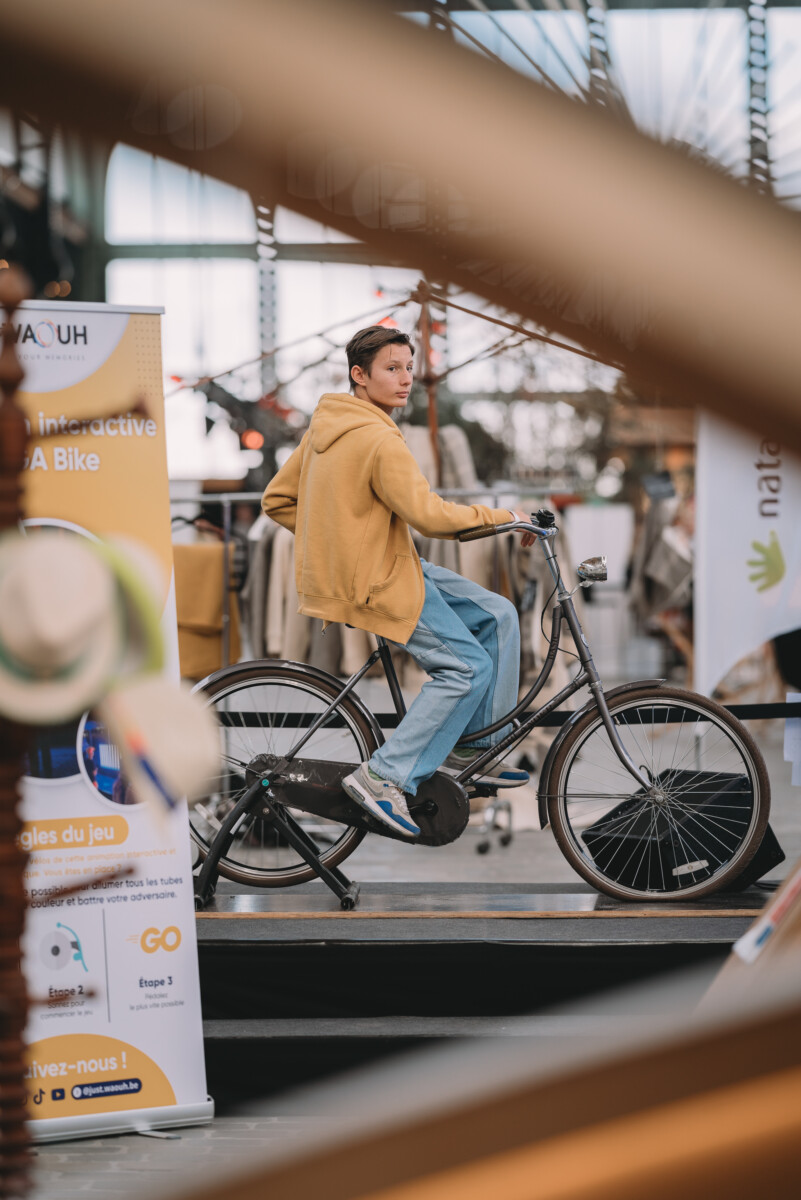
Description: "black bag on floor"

(581, 769), (783, 893)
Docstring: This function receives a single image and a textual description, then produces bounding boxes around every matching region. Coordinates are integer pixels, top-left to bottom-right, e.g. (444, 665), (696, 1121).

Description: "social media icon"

(51, 1088), (65, 1101)
(32, 1089), (44, 1105)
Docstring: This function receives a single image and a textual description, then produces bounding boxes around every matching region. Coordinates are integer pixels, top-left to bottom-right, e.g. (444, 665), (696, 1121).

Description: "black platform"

(196, 879), (768, 1109)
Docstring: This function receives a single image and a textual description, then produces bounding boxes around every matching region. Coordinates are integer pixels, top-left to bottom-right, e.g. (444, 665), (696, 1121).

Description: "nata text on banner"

(695, 410), (801, 698)
(15, 300), (212, 1141)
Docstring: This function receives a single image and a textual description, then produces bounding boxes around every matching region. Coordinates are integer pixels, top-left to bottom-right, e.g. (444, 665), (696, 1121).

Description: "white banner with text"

(15, 301), (212, 1141)
(695, 411), (801, 697)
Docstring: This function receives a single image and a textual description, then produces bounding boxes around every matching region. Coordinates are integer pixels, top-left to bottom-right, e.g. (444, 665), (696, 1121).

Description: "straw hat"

(0, 531), (125, 725)
(0, 531), (166, 726)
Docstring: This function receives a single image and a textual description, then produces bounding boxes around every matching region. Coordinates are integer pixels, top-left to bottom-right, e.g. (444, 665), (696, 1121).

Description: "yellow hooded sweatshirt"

(262, 393), (514, 645)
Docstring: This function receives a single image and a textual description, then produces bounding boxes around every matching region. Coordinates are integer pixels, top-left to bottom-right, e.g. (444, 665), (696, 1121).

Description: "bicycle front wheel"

(191, 662), (374, 887)
(547, 686), (770, 901)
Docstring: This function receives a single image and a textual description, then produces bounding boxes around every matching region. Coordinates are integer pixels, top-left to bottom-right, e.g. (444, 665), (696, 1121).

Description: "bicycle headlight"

(577, 555), (607, 583)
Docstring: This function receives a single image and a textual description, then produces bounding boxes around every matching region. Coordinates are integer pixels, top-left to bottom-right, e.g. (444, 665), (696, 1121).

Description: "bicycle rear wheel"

(547, 686), (770, 901)
(191, 662), (374, 887)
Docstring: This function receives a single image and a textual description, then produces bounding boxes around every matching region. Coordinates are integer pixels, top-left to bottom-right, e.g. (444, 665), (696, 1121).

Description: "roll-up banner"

(695, 410), (801, 697)
(14, 301), (213, 1141)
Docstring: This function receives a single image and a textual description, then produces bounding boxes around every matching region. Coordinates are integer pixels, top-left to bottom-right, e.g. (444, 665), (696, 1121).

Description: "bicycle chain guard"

(248, 756), (470, 846)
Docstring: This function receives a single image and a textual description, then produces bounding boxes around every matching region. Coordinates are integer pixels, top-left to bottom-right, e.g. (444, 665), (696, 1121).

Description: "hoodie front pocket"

(367, 555), (417, 619)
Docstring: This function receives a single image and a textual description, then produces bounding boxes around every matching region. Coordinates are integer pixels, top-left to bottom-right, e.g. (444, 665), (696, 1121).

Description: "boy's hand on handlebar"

(509, 510), (536, 548)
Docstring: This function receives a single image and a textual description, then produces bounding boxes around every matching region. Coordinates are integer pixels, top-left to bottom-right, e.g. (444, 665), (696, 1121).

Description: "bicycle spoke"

(613, 708), (652, 775)
(668, 705), (689, 778)
(561, 793), (645, 800)
(661, 801), (714, 880)
(592, 802), (666, 884)
(659, 727), (741, 782)
(219, 751), (252, 769)
(629, 802), (663, 892)
(667, 800), (750, 848)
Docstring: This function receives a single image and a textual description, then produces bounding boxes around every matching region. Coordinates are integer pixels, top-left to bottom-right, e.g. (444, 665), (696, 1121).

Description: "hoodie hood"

(308, 392), (401, 453)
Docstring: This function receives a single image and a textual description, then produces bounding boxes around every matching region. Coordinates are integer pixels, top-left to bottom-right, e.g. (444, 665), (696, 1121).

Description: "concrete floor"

(30, 1116), (331, 1200)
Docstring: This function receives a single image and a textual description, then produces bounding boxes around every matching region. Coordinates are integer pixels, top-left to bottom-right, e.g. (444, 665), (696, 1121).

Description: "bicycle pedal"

(469, 772), (529, 791)
(467, 783), (498, 799)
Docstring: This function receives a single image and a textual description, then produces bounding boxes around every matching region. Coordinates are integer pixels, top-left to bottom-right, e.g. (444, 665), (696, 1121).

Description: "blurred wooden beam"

(1, 0), (800, 452)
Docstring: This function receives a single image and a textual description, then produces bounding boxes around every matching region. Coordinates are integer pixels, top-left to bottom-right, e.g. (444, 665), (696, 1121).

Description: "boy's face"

(352, 344), (414, 414)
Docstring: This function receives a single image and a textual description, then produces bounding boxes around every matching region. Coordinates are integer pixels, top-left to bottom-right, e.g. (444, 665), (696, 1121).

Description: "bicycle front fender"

(536, 678), (666, 829)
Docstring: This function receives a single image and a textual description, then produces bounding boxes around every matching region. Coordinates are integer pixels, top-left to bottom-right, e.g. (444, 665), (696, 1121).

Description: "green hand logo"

(747, 531), (786, 593)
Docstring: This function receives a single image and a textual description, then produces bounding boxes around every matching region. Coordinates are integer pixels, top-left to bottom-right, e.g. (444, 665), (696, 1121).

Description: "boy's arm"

(372, 436), (515, 538)
(261, 434), (307, 533)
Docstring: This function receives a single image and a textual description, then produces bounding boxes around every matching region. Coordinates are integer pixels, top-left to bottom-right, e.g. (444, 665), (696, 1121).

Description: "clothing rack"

(169, 488), (552, 669)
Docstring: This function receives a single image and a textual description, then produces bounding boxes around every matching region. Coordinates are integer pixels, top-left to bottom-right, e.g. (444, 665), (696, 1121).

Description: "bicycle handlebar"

(457, 520), (558, 542)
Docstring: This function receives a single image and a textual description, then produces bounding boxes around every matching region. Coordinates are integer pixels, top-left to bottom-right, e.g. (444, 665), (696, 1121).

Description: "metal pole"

(221, 497), (232, 668)
(417, 294), (441, 486)
(747, 0), (773, 197)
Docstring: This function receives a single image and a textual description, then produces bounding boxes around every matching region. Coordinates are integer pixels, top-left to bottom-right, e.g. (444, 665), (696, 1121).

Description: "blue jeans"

(369, 559), (520, 795)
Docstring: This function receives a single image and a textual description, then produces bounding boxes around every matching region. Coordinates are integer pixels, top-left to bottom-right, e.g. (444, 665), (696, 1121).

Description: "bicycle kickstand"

(261, 794), (361, 910)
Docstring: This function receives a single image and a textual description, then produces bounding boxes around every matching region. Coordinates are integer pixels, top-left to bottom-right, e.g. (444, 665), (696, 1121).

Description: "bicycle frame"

(275, 519), (654, 799)
(449, 521), (654, 794)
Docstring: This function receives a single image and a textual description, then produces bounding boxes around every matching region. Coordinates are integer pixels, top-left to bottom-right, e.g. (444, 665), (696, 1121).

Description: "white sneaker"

(443, 750), (529, 787)
(342, 763), (420, 839)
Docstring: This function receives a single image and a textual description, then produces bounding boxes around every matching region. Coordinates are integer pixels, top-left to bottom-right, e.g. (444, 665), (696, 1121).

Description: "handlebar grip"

(457, 525), (499, 542)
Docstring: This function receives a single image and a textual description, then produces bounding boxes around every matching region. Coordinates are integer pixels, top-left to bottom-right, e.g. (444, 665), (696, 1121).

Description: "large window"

(106, 144), (257, 244)
(105, 146), (260, 478)
(106, 258), (260, 389)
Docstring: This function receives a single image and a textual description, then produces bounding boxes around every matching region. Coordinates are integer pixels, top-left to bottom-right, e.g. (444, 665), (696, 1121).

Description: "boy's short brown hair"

(346, 326), (413, 392)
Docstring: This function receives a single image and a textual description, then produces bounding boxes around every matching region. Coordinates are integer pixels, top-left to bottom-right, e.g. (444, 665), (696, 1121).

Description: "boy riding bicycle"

(262, 325), (531, 839)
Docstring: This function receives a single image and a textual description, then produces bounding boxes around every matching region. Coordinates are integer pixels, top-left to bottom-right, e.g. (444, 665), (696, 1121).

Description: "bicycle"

(190, 509), (771, 910)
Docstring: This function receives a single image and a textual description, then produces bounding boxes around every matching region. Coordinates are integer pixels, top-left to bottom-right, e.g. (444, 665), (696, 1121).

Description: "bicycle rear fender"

(536, 679), (666, 829)
(191, 657), (387, 751)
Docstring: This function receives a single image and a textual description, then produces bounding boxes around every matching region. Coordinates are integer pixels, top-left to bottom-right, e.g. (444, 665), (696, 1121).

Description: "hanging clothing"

(629, 496), (685, 620)
(400, 424), (438, 487)
(340, 625), (378, 678)
(308, 620), (342, 676)
(439, 424), (479, 490)
(239, 520), (276, 660)
(265, 525), (311, 661)
(173, 542), (241, 680)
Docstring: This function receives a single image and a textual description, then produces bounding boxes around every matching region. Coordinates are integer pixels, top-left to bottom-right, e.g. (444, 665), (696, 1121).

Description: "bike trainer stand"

(193, 777), (361, 912)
